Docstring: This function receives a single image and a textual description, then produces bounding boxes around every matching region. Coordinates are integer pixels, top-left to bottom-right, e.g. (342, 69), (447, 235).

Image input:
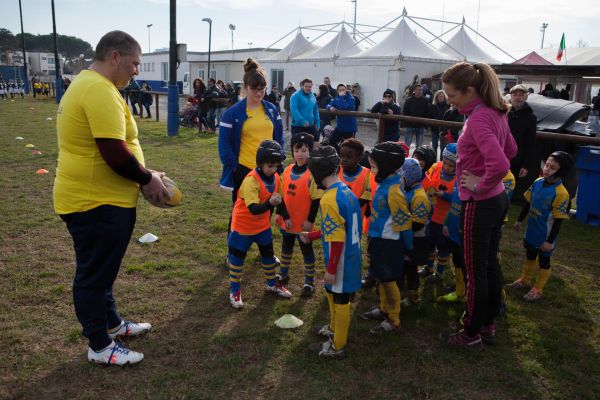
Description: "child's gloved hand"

(269, 193), (282, 206)
(299, 232), (310, 244)
(301, 220), (313, 232)
(324, 271), (336, 285)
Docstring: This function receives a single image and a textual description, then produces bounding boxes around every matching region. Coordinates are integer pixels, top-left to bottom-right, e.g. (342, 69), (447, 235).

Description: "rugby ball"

(162, 176), (182, 206)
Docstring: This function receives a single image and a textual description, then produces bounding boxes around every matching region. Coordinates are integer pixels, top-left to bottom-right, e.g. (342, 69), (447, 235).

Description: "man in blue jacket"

(290, 78), (320, 145)
(326, 84), (357, 149)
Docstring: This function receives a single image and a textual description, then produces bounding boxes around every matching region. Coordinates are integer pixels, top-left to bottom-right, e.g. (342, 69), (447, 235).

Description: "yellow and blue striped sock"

(262, 257), (277, 287)
(279, 252), (293, 278)
(229, 255), (244, 293)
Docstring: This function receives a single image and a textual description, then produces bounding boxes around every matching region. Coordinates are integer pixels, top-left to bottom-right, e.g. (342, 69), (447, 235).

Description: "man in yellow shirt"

(54, 30), (168, 366)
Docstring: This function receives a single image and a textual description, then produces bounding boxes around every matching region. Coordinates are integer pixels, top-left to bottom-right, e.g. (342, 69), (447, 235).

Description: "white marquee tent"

(438, 25), (501, 64)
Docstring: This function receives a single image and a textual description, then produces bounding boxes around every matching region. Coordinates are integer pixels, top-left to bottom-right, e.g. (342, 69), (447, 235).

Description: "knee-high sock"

(534, 269), (551, 292)
(261, 258), (277, 287)
(455, 267), (466, 298)
(279, 252), (293, 277)
(333, 303), (350, 350)
(326, 292), (335, 332)
(521, 259), (537, 283)
(378, 282), (388, 313)
(436, 254), (450, 274)
(229, 256), (244, 293)
(304, 260), (316, 285)
(382, 281), (401, 327)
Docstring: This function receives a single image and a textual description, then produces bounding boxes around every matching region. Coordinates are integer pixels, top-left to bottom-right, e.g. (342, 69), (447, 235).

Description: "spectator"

(282, 81), (296, 130)
(559, 84), (571, 100)
(324, 76), (337, 98)
(126, 78), (141, 115)
(193, 78), (210, 132)
(430, 90), (450, 159)
(290, 78), (320, 144)
(317, 84), (333, 129)
(422, 83), (433, 100)
(508, 84), (537, 182)
(403, 84), (431, 149)
(371, 89), (401, 142)
(326, 84), (357, 148)
(215, 80), (229, 127)
(139, 81), (153, 119)
(349, 85), (361, 111)
(542, 83), (560, 99)
(266, 84), (282, 111)
(203, 78), (221, 132)
(592, 89), (600, 113)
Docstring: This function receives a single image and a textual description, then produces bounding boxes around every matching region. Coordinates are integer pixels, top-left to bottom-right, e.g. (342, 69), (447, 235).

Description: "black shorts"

(368, 237), (405, 281)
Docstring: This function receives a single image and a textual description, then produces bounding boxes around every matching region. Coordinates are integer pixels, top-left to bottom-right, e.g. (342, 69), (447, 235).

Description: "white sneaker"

(229, 290), (243, 308)
(88, 341), (144, 366)
(266, 282), (293, 298)
(108, 320), (152, 339)
(317, 324), (334, 338)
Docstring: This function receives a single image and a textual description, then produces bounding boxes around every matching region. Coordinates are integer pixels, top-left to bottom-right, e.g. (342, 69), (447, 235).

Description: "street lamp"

(229, 24), (236, 59)
(202, 18), (212, 81)
(147, 24), (153, 53)
(540, 22), (549, 49)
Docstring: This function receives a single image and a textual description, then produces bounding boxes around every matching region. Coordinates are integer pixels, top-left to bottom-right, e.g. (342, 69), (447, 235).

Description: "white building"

(137, 48), (278, 95)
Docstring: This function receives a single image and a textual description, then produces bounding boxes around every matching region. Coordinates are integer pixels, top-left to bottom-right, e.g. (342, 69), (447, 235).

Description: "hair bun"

(244, 58), (260, 73)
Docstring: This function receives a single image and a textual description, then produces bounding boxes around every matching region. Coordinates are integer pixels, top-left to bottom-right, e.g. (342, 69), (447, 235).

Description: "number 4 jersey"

(319, 181), (362, 294)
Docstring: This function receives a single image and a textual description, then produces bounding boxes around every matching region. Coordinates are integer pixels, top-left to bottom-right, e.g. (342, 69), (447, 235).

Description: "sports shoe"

(316, 324), (334, 338)
(361, 306), (387, 321)
(275, 273), (290, 284)
(370, 319), (401, 334)
(523, 287), (543, 302)
(301, 284), (315, 298)
(361, 275), (376, 288)
(273, 255), (281, 265)
(480, 324), (497, 345)
(108, 320), (152, 339)
(506, 278), (530, 290)
(88, 341), (144, 366)
(318, 339), (346, 359)
(418, 266), (433, 278)
(229, 290), (243, 309)
(266, 282), (293, 298)
(437, 291), (464, 303)
(439, 329), (483, 350)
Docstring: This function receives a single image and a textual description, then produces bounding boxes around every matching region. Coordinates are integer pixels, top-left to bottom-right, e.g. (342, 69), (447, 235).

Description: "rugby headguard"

(256, 140), (284, 168)
(308, 145), (340, 189)
(442, 143), (458, 164)
(413, 145), (437, 172)
(290, 132), (314, 151)
(548, 151), (574, 179)
(370, 141), (406, 182)
(400, 158), (423, 189)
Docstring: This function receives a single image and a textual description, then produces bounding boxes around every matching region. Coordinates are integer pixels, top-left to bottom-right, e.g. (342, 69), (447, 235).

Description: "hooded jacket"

(508, 102), (537, 172)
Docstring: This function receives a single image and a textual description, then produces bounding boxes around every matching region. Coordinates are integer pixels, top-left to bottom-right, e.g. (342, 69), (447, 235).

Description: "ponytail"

(442, 62), (508, 114)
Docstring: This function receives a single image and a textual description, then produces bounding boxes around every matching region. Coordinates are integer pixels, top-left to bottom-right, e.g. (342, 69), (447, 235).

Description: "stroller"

(180, 97), (200, 127)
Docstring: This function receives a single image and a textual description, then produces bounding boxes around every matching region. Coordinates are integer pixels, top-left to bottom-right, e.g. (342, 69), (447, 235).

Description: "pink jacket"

(456, 98), (517, 201)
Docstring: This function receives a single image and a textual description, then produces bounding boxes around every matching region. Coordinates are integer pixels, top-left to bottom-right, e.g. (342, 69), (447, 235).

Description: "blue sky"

(2, 0), (598, 58)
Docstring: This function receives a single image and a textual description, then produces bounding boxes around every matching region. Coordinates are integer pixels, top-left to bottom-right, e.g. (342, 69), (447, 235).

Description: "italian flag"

(556, 33), (566, 61)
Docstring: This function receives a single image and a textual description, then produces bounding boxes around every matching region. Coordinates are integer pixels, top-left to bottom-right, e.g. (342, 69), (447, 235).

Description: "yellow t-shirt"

(238, 106), (274, 169)
(53, 69), (144, 214)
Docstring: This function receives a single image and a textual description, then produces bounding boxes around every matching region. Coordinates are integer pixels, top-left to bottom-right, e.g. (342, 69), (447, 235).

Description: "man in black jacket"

(402, 84), (430, 149)
(508, 84), (538, 201)
(371, 89), (402, 142)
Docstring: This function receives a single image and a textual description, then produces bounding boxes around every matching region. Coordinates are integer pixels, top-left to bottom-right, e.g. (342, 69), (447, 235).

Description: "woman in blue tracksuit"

(218, 58), (284, 229)
(290, 78), (320, 144)
(326, 84), (357, 149)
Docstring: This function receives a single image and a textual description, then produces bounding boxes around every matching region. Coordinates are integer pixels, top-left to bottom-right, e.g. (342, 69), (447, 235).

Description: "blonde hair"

(432, 90), (447, 105)
(442, 62), (509, 114)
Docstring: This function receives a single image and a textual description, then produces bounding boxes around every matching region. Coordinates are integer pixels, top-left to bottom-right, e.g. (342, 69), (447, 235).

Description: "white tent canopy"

(438, 25), (501, 64)
(353, 18), (455, 61)
(298, 26), (362, 59)
(265, 30), (320, 61)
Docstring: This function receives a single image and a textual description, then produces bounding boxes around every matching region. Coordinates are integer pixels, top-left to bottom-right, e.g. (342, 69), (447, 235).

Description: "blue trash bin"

(576, 146), (600, 227)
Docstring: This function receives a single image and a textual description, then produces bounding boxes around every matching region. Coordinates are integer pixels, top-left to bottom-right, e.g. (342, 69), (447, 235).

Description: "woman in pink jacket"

(440, 62), (517, 349)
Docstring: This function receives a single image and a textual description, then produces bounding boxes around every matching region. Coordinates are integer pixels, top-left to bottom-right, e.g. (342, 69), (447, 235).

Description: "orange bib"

(231, 169), (280, 235)
(362, 171), (377, 234)
(424, 161), (456, 225)
(279, 165), (312, 233)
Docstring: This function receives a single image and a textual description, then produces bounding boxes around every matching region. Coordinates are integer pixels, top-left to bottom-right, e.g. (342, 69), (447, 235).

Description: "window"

(197, 69), (204, 80)
(271, 69), (284, 93)
(41, 57), (47, 61)
(210, 70), (216, 80)
(48, 57), (54, 64)
(161, 62), (168, 81)
(151, 62), (155, 72)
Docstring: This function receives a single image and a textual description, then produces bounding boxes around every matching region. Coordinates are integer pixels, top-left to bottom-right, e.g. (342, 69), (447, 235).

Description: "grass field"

(1, 97), (599, 400)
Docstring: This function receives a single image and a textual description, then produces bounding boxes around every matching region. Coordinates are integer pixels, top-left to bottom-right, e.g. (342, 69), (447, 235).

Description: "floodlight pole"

(167, 0), (179, 136)
(352, 0), (357, 40)
(147, 24), (153, 53)
(18, 0), (29, 94)
(540, 23), (548, 49)
(51, 0), (62, 103)
(202, 18), (212, 81)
